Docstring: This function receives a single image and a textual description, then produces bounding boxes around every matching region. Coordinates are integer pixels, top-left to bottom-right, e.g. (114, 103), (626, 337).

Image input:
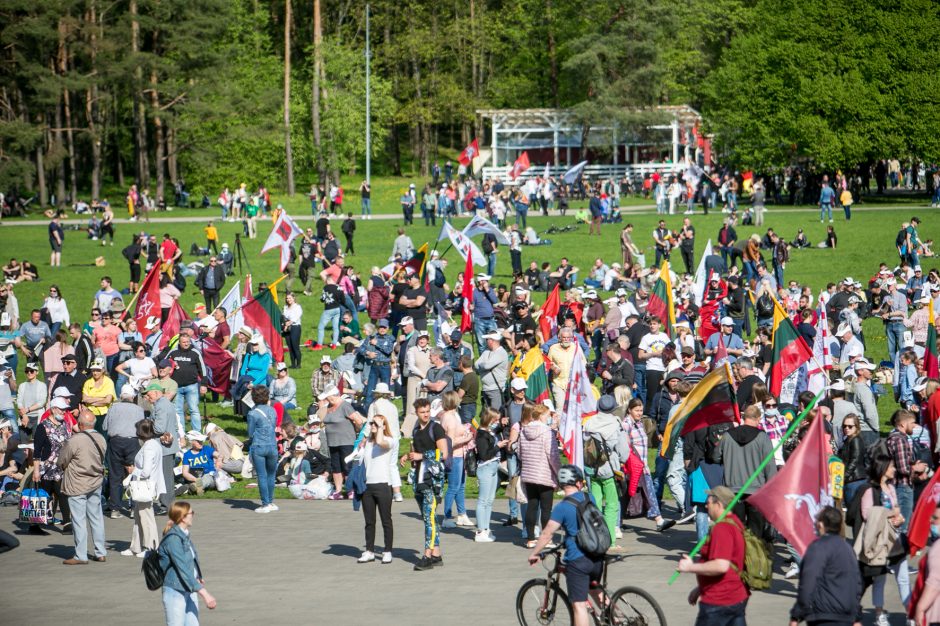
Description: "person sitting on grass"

(177, 430), (217, 496)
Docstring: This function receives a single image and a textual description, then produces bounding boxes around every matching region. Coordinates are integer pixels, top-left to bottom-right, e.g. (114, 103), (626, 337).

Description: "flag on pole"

(193, 334), (233, 396)
(261, 210), (303, 271)
(459, 250), (474, 333)
(560, 345), (596, 469)
(539, 284), (561, 340)
(241, 288), (285, 363)
(159, 301), (190, 350)
(543, 162), (550, 179)
(563, 160), (588, 185)
(510, 346), (551, 403)
(660, 363), (739, 459)
(218, 281), (244, 337)
(748, 408), (833, 556)
(402, 242), (429, 279)
(807, 303), (833, 395)
(647, 260), (676, 337)
(509, 152), (530, 180)
(908, 467), (940, 556)
(134, 264), (162, 341)
(458, 139), (479, 167)
(462, 214), (510, 245)
(769, 296), (813, 396)
(441, 221), (486, 266)
(926, 300), (940, 379)
(712, 332), (730, 370)
(692, 238), (713, 306)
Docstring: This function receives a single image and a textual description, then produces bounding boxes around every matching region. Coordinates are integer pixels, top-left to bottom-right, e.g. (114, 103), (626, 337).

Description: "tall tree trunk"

(311, 0), (324, 186)
(283, 0), (295, 195)
(546, 0), (559, 108)
(85, 0), (102, 200)
(167, 127), (178, 185)
(130, 0), (149, 188)
(53, 98), (66, 206)
(58, 18), (78, 204)
(150, 68), (165, 203)
(389, 125), (401, 176)
(36, 116), (48, 207)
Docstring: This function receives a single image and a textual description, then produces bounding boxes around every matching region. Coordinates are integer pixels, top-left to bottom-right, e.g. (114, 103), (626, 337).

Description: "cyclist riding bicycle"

(527, 465), (605, 626)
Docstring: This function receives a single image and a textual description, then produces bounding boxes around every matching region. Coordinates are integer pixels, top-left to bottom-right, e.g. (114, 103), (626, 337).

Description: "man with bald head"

(57, 410), (108, 565)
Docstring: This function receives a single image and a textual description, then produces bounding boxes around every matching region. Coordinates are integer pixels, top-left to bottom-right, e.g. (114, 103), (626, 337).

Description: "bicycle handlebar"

(538, 545), (564, 559)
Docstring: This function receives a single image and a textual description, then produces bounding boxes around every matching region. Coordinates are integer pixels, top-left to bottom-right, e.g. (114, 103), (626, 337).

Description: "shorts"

(565, 556), (604, 603)
(329, 445), (354, 475)
(50, 239), (62, 252)
(130, 264), (141, 283)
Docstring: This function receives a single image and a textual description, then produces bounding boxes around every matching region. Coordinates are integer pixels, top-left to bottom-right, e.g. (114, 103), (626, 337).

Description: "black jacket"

(195, 264), (226, 292)
(840, 436), (868, 483)
(603, 357), (635, 394)
(476, 428), (500, 463)
(790, 534), (862, 623)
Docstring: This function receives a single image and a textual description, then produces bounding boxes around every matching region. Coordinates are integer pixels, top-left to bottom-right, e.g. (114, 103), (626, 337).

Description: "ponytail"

(163, 501), (191, 535)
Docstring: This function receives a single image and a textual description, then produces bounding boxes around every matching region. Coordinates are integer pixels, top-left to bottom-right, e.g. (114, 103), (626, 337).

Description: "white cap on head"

(205, 423), (219, 435)
(483, 332), (502, 341)
(53, 387), (74, 398)
(854, 359), (876, 371)
(720, 316), (733, 326)
(836, 322), (853, 336)
(120, 384), (137, 400)
(320, 355), (332, 364)
(317, 386), (340, 401)
(510, 377), (527, 391)
(828, 379), (846, 391)
(50, 397), (70, 410)
(430, 398), (444, 418)
(399, 316), (414, 327)
(186, 430), (207, 442)
(476, 273), (492, 282)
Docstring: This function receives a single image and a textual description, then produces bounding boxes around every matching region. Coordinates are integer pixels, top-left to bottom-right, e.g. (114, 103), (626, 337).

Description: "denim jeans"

(476, 461), (499, 531)
(507, 454), (521, 521)
(364, 363), (390, 409)
(695, 508), (710, 541)
(361, 198), (371, 216)
(695, 600), (747, 626)
(473, 317), (498, 353)
(515, 207), (527, 229)
(486, 253), (497, 278)
(633, 362), (646, 410)
(887, 321), (905, 361)
(819, 202), (832, 221)
(897, 483), (914, 533)
(69, 487), (106, 561)
(317, 307), (342, 346)
(175, 382), (202, 432)
(444, 456), (466, 519)
(251, 445), (278, 506)
(773, 262), (784, 288)
(163, 586), (200, 626)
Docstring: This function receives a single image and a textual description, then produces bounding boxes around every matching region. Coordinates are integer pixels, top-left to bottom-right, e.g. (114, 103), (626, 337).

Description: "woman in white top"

(115, 341), (157, 392)
(282, 292), (303, 369)
(357, 413), (397, 564)
(42, 284), (70, 336)
(638, 315), (671, 406)
(123, 419), (166, 557)
(367, 383), (403, 500)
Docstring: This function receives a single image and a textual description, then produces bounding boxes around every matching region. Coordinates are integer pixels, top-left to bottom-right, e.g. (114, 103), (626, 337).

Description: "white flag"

(218, 281), (243, 337)
(692, 238), (713, 306)
(563, 160), (588, 185)
(442, 221), (486, 266)
(560, 345), (596, 470)
(261, 211), (303, 271)
(544, 162), (550, 179)
(807, 303), (833, 395)
(462, 214), (510, 245)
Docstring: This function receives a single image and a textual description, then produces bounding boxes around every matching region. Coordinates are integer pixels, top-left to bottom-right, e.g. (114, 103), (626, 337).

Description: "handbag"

(505, 475), (520, 500)
(127, 478), (158, 503)
(464, 450), (478, 478)
(19, 487), (51, 524)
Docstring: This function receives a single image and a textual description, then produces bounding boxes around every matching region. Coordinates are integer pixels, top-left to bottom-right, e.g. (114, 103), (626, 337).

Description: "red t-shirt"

(698, 514), (748, 606)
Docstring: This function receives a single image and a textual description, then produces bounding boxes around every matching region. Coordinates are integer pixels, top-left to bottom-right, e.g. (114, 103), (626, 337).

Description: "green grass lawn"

(0, 199), (929, 499)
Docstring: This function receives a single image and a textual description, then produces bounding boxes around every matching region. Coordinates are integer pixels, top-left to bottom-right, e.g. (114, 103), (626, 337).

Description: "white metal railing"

(479, 162), (684, 185)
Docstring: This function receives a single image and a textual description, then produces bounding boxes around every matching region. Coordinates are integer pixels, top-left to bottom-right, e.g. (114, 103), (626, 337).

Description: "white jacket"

(131, 438), (167, 497)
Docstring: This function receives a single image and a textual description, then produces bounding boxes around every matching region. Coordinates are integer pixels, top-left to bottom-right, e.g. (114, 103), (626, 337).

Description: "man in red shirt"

(678, 485), (748, 625)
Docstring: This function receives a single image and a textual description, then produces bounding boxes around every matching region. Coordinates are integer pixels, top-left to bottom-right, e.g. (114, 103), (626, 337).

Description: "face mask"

(931, 524), (940, 540)
(764, 408), (779, 417)
(309, 426), (321, 434)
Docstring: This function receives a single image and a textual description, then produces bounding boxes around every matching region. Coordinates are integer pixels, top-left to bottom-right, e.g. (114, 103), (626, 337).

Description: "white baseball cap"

(510, 378), (528, 391)
(317, 386), (340, 400)
(720, 316), (733, 326)
(836, 323), (853, 336)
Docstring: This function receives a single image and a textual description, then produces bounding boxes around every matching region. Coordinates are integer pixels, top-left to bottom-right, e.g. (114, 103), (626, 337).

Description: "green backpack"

(719, 518), (773, 591)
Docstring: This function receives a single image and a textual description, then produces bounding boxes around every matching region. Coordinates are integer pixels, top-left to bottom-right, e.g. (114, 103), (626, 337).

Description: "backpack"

(142, 535), (178, 591)
(755, 294), (773, 318)
(719, 517), (773, 591)
(432, 269), (446, 288)
(563, 494), (612, 558)
(583, 433), (610, 471)
(705, 422), (733, 464)
(866, 437), (889, 466)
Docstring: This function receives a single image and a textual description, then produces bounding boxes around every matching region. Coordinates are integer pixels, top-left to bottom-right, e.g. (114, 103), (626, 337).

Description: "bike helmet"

(557, 465), (584, 487)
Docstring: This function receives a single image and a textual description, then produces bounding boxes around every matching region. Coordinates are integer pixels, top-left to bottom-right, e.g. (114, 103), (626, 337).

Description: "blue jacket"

(790, 533), (862, 623)
(158, 525), (203, 594)
(247, 404), (278, 448)
(240, 351), (272, 385)
(358, 333), (394, 364)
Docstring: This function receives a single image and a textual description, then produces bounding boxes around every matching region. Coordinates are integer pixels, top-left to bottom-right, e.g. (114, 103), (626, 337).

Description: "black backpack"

(142, 535), (179, 591)
(705, 422), (734, 464)
(564, 494), (612, 558)
(756, 294), (773, 318)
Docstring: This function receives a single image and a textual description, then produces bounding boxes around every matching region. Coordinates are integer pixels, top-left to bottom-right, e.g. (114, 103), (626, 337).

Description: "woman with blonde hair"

(440, 390), (474, 528)
(357, 413), (397, 564)
(158, 501), (217, 625)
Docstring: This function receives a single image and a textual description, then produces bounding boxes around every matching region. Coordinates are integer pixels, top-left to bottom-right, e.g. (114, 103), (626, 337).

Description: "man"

(442, 329), (472, 385)
(471, 273), (499, 351)
(195, 256), (226, 311)
(310, 354), (341, 399)
(102, 384), (145, 517)
(881, 277), (908, 361)
(651, 371), (682, 436)
(719, 405), (777, 540)
(19, 309), (52, 361)
(677, 347), (708, 385)
(49, 212), (64, 267)
(599, 343), (634, 400)
(482, 231), (498, 277)
(210, 307), (231, 350)
(818, 175), (835, 223)
(69, 323), (94, 372)
(475, 332), (508, 411)
(400, 272), (428, 332)
(772, 233), (789, 288)
(789, 506), (862, 626)
(887, 409), (927, 532)
(455, 356), (478, 425)
(361, 318), (395, 408)
(341, 212), (356, 255)
(733, 358), (762, 412)
(704, 244), (727, 278)
(163, 334), (206, 432)
(834, 322), (864, 371)
(145, 381), (179, 512)
(423, 348), (454, 403)
(509, 224), (523, 276)
(179, 430), (217, 496)
(704, 317), (745, 365)
(678, 485), (748, 625)
(51, 354), (87, 412)
(527, 465), (606, 626)
(547, 327), (577, 412)
(57, 411), (107, 565)
(829, 380), (855, 447)
(81, 358), (116, 431)
(93, 276), (122, 313)
(583, 397), (629, 551)
(653, 219), (671, 266)
(679, 217), (696, 275)
(508, 301), (539, 348)
(401, 398), (448, 571)
(852, 359), (880, 446)
(717, 219), (737, 269)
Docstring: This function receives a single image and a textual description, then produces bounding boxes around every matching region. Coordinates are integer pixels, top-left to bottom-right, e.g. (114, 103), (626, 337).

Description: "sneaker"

(357, 551), (376, 563)
(120, 549), (136, 556)
(311, 343), (323, 351)
(136, 551), (148, 559)
(615, 527), (623, 539)
(784, 563), (800, 579)
(430, 555), (443, 567)
(502, 517), (519, 527)
(442, 518), (457, 529)
(381, 551), (393, 564)
(875, 612), (889, 626)
(413, 556), (435, 571)
(219, 400), (234, 408)
(255, 504), (271, 513)
(329, 343), (338, 350)
(109, 510), (123, 519)
(474, 530), (495, 543)
(678, 509), (697, 524)
(656, 519), (677, 532)
(456, 514), (474, 527)
(268, 504), (279, 511)
(328, 492), (344, 500)
(393, 492), (403, 502)
(346, 491), (355, 500)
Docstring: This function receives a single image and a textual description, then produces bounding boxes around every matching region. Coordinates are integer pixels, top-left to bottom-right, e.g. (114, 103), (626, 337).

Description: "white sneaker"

(875, 612), (889, 626)
(442, 519), (457, 529)
(268, 504), (279, 512)
(381, 551), (392, 563)
(474, 530), (495, 543)
(784, 563), (800, 579)
(255, 504), (271, 514)
(615, 527), (623, 539)
(393, 492), (403, 502)
(678, 509), (697, 524)
(357, 551), (375, 563)
(120, 549), (135, 557)
(456, 514), (474, 527)
(137, 550), (148, 559)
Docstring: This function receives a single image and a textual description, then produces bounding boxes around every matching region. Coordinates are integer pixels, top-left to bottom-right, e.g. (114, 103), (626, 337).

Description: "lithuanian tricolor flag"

(647, 260), (676, 337)
(769, 295), (812, 396)
(926, 300), (939, 379)
(510, 345), (550, 403)
(660, 362), (739, 459)
(402, 242), (429, 281)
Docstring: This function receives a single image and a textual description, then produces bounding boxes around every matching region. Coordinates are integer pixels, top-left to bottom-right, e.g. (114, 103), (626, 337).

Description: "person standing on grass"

(247, 385), (279, 514)
(158, 502), (217, 625)
(342, 213), (356, 255)
(49, 213), (64, 267)
(57, 410), (107, 565)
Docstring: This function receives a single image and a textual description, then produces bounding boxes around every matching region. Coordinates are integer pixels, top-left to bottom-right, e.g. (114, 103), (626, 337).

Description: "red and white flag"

(134, 264), (162, 340)
(560, 345), (596, 469)
(748, 407), (833, 556)
(508, 151), (530, 180)
(458, 139), (479, 167)
(160, 301), (190, 350)
(459, 248), (474, 333)
(807, 301), (833, 395)
(261, 211), (303, 272)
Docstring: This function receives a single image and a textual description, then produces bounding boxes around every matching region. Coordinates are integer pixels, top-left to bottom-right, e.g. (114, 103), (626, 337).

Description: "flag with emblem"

(926, 300), (940, 379)
(134, 263), (162, 341)
(261, 210), (303, 271)
(508, 152), (530, 180)
(459, 249), (474, 333)
(458, 138), (479, 167)
(560, 345), (596, 468)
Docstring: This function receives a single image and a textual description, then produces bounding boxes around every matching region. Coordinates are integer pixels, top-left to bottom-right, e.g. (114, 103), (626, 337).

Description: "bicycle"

(516, 545), (667, 626)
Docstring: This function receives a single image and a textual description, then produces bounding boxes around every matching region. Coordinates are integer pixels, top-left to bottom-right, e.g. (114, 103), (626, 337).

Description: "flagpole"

(667, 389), (825, 585)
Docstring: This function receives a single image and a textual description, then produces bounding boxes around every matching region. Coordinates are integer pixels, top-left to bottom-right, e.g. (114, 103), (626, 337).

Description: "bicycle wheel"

(516, 579), (574, 626)
(607, 586), (667, 626)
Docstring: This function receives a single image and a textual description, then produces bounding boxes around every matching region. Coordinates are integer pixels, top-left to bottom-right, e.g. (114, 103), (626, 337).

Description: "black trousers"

(203, 289), (220, 311)
(285, 325), (302, 368)
(732, 496), (772, 543)
(680, 246), (694, 275)
(107, 436), (141, 510)
(344, 235), (354, 254)
(511, 250), (522, 275)
(524, 483), (555, 540)
(362, 483), (393, 552)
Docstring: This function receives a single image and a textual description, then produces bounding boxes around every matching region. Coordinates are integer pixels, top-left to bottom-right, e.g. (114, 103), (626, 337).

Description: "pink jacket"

(518, 422), (559, 488)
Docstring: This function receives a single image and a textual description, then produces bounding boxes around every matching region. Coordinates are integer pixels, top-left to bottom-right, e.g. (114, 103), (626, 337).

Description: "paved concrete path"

(0, 498), (906, 625)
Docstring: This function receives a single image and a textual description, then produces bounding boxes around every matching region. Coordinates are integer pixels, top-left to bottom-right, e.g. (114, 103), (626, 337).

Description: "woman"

(268, 363), (297, 410)
(624, 399), (675, 532)
(440, 391), (473, 529)
(233, 334), (271, 414)
(404, 331), (432, 431)
(158, 275), (180, 323)
(42, 285), (69, 337)
(840, 414), (868, 506)
(33, 398), (72, 533)
(755, 390), (788, 467)
(247, 386), (279, 513)
(281, 292), (303, 369)
(319, 386), (365, 499)
(825, 225), (838, 249)
(475, 408), (508, 542)
(115, 341), (157, 393)
(358, 413), (397, 564)
(123, 419), (165, 557)
(42, 330), (74, 379)
(366, 266), (390, 325)
(205, 423), (244, 475)
(518, 403), (559, 548)
(158, 502), (217, 625)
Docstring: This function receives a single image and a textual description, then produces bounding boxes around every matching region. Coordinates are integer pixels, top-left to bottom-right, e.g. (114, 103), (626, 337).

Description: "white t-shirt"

(363, 439), (397, 484)
(124, 357), (157, 383)
(282, 303), (303, 325)
(638, 332), (671, 372)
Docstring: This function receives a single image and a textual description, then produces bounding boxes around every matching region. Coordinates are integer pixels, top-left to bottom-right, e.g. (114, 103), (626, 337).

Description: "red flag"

(509, 151), (531, 180)
(196, 335), (233, 396)
(459, 247), (474, 333)
(134, 264), (162, 341)
(748, 408), (833, 556)
(539, 284), (560, 340)
(458, 139), (479, 167)
(908, 467), (940, 556)
(159, 301), (190, 350)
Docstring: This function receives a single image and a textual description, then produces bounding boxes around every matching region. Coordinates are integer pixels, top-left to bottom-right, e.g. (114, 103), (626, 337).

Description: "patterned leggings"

(415, 488), (440, 551)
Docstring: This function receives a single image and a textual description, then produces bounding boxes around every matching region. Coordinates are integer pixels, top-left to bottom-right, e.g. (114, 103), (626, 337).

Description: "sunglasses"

(764, 402), (777, 408)
(91, 313), (101, 317)
(843, 424), (856, 430)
